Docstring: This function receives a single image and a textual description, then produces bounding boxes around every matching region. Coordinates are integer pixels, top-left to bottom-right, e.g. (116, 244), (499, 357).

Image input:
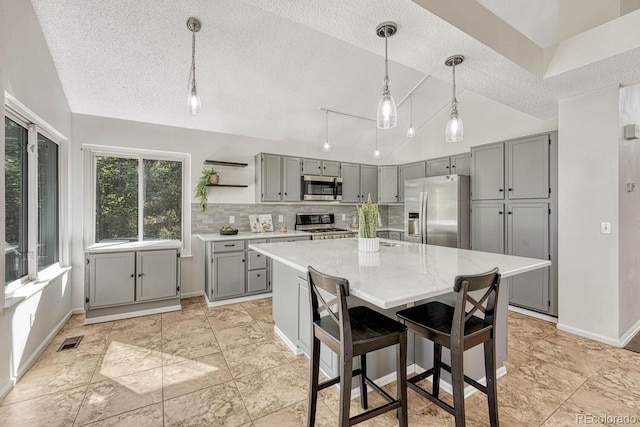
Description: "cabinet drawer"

(389, 231), (401, 240)
(248, 250), (267, 270)
(213, 241), (245, 252)
(248, 269), (268, 293)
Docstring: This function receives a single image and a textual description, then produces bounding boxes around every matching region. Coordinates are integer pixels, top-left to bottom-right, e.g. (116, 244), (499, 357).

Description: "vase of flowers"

(357, 194), (379, 252)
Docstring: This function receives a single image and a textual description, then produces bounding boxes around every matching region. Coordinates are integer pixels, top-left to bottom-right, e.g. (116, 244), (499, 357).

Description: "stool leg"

(307, 336), (321, 427)
(339, 354), (353, 427)
(396, 331), (408, 427)
(359, 354), (368, 409)
(484, 338), (499, 427)
(432, 343), (442, 398)
(451, 345), (466, 427)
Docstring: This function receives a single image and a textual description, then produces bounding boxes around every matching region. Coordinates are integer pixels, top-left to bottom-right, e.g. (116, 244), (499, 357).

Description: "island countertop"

(249, 238), (550, 309)
(196, 230), (312, 242)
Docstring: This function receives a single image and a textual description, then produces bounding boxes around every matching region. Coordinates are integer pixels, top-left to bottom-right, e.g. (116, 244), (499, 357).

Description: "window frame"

(84, 145), (191, 255)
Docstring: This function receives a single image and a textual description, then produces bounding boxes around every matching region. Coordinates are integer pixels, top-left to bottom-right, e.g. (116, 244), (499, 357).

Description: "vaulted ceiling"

(31, 0), (640, 156)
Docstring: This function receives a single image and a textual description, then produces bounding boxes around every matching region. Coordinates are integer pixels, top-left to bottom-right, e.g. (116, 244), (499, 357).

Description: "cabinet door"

(471, 143), (504, 201)
(340, 163), (360, 203)
(248, 250), (267, 270)
(282, 156), (301, 201)
(212, 252), (246, 299)
(427, 157), (450, 177)
(89, 252), (135, 308)
(377, 231), (390, 239)
(506, 135), (550, 199)
(322, 161), (340, 177)
(471, 204), (505, 254)
(136, 250), (178, 301)
(451, 153), (471, 175)
(398, 161), (426, 202)
(507, 203), (550, 313)
(389, 231), (401, 241)
(302, 159), (322, 175)
(261, 154), (282, 202)
(360, 165), (378, 203)
(247, 270), (268, 293)
(378, 166), (398, 203)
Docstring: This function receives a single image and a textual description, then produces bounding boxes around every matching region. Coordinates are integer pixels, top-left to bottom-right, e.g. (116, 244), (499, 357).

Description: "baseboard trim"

(0, 380), (14, 403)
(71, 308), (85, 315)
(508, 305), (558, 324)
(205, 293), (272, 308)
(15, 309), (73, 380)
(619, 318), (640, 347)
(556, 323), (621, 347)
(414, 364), (507, 398)
(273, 325), (303, 356)
(83, 305), (181, 325)
(180, 291), (204, 299)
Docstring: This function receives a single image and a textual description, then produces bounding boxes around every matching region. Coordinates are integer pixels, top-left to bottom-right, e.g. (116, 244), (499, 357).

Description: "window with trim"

(5, 115), (60, 287)
(90, 151), (186, 246)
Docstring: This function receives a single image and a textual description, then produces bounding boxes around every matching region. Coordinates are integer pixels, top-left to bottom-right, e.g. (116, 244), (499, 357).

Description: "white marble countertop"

(85, 240), (181, 254)
(249, 238), (551, 309)
(378, 224), (404, 233)
(196, 230), (312, 242)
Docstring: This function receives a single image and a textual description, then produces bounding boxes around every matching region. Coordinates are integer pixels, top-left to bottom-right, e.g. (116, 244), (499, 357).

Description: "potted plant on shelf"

(195, 168), (220, 211)
(357, 194), (379, 252)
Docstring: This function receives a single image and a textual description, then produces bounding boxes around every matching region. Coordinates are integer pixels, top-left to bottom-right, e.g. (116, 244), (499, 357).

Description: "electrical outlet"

(342, 214), (346, 221)
(229, 216), (235, 224)
(278, 215), (284, 223)
(601, 222), (611, 234)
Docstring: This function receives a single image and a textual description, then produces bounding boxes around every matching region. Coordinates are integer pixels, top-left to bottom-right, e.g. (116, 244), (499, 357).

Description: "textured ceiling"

(30, 0), (640, 153)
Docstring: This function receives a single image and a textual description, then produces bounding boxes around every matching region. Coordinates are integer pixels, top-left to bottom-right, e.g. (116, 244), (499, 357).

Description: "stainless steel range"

(295, 213), (357, 240)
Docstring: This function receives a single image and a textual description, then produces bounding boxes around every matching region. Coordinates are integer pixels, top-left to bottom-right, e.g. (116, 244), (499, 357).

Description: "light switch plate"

(601, 222), (611, 234)
(229, 216), (235, 224)
(342, 214), (346, 220)
(278, 215), (284, 223)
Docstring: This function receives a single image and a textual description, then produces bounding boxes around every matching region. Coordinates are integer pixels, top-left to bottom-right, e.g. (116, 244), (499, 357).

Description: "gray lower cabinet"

(427, 157), (450, 177)
(378, 165), (398, 203)
(451, 153), (471, 176)
(398, 161), (426, 202)
(88, 252), (136, 308)
(471, 204), (505, 254)
(212, 251), (246, 299)
(282, 156), (301, 202)
(506, 135), (550, 200)
(136, 250), (179, 301)
(388, 231), (402, 241)
(377, 231), (389, 239)
(471, 143), (505, 201)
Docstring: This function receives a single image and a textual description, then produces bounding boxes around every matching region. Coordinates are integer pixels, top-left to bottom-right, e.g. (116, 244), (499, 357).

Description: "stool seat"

(397, 301), (489, 340)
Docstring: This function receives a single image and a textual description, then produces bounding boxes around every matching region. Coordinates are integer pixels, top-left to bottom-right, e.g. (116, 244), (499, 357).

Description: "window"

(90, 149), (187, 247)
(4, 115), (61, 287)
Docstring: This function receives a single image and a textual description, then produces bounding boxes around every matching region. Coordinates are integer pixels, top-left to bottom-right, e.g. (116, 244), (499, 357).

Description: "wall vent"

(57, 336), (84, 352)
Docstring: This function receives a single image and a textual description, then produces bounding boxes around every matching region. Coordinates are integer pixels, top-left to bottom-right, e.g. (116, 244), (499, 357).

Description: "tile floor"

(0, 297), (638, 426)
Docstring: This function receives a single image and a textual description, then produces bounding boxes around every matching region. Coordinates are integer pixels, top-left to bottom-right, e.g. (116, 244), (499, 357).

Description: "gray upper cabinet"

(322, 161), (340, 177)
(360, 165), (378, 203)
(212, 251), (246, 299)
(451, 153), (471, 176)
(88, 252), (136, 308)
(471, 204), (505, 254)
(427, 157), (451, 177)
(136, 250), (178, 302)
(398, 161), (426, 203)
(257, 154), (282, 202)
(506, 135), (550, 199)
(471, 143), (504, 201)
(301, 158), (322, 175)
(340, 163), (360, 203)
(378, 165), (399, 203)
(507, 203), (550, 313)
(282, 156), (301, 201)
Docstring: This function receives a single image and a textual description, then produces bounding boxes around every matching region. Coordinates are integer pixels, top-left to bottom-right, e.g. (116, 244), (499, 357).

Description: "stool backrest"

(452, 268), (501, 342)
(307, 266), (352, 348)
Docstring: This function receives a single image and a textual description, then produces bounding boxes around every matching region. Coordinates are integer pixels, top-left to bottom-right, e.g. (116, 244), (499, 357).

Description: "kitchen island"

(249, 238), (551, 393)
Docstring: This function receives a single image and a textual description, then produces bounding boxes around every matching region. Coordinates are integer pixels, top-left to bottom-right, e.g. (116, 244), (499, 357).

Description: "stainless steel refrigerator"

(404, 175), (470, 248)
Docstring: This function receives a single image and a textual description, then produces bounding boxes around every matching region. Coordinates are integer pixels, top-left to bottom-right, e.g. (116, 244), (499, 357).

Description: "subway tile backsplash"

(192, 203), (390, 234)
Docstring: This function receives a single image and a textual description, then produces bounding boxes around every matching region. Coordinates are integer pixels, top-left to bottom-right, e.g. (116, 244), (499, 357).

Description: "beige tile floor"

(0, 297), (638, 426)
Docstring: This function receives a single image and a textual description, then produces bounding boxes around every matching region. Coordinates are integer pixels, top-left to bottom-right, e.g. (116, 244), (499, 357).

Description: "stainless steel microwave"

(301, 175), (343, 201)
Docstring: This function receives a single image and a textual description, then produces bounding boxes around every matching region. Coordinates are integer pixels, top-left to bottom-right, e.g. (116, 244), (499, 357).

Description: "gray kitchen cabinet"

(450, 153), (471, 176)
(398, 161), (426, 202)
(506, 135), (550, 200)
(88, 252), (136, 308)
(257, 153), (282, 202)
(136, 250), (179, 301)
(471, 203), (505, 254)
(471, 143), (504, 201)
(377, 231), (389, 239)
(282, 156), (301, 202)
(248, 270), (268, 293)
(340, 163), (360, 203)
(212, 251), (246, 299)
(427, 157), (451, 177)
(378, 165), (399, 203)
(322, 161), (340, 177)
(360, 165), (378, 203)
(507, 203), (550, 313)
(302, 158), (323, 175)
(248, 250), (267, 270)
(388, 231), (402, 241)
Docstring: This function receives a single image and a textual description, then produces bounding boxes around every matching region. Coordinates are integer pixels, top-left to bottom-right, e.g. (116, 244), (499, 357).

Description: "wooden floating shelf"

(205, 184), (249, 188)
(204, 160), (248, 167)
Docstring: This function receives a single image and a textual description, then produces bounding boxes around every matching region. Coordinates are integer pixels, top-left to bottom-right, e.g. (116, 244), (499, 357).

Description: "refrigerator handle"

(421, 191), (428, 244)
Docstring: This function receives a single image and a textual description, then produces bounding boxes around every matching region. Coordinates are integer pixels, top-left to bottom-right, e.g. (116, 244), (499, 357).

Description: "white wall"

(387, 90), (557, 164)
(557, 85), (621, 343)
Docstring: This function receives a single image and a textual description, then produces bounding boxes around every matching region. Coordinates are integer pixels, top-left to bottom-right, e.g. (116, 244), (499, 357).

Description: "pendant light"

(445, 55), (464, 142)
(376, 22), (398, 129)
(187, 17), (202, 115)
(407, 93), (415, 137)
(373, 125), (381, 159)
(322, 110), (331, 152)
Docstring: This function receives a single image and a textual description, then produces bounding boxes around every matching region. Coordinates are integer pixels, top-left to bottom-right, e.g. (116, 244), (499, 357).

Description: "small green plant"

(356, 194), (379, 238)
(194, 168), (219, 211)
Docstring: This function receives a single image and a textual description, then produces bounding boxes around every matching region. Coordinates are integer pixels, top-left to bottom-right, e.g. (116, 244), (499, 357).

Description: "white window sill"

(4, 265), (72, 309)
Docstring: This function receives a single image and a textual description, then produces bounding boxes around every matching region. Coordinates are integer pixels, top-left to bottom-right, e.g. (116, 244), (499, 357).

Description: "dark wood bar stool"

(306, 266), (408, 427)
(396, 268), (501, 427)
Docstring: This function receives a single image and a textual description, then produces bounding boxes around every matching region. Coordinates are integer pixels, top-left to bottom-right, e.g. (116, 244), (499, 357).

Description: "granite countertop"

(85, 240), (182, 254)
(249, 238), (550, 309)
(196, 230), (313, 242)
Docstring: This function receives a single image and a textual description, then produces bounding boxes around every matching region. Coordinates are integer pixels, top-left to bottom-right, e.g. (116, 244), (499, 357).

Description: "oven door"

(302, 175), (341, 201)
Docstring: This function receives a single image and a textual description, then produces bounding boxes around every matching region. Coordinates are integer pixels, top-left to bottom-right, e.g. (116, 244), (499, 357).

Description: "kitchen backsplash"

(388, 205), (404, 226)
(192, 203), (391, 234)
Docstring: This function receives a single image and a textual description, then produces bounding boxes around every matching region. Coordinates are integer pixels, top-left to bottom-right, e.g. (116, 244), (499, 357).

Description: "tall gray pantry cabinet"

(470, 133), (558, 315)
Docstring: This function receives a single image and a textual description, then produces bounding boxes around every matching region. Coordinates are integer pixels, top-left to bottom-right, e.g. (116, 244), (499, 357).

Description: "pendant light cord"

(190, 31), (197, 91)
(375, 125), (378, 151)
(409, 93), (413, 126)
(383, 25), (390, 93)
(325, 110), (329, 144)
(451, 61), (457, 110)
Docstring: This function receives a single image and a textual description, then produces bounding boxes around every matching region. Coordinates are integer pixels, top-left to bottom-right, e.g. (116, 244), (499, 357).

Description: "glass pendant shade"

(373, 149), (381, 159)
(377, 93), (397, 129)
(322, 141), (331, 152)
(407, 127), (415, 138)
(445, 111), (463, 142)
(188, 89), (201, 115)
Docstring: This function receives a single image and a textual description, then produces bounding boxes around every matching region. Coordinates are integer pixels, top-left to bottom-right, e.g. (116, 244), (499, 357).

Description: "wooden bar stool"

(396, 268), (501, 427)
(306, 266), (408, 427)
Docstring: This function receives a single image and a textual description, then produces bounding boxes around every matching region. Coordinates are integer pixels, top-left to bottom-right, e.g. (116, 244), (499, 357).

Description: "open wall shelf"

(204, 160), (248, 168)
(205, 184), (248, 188)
